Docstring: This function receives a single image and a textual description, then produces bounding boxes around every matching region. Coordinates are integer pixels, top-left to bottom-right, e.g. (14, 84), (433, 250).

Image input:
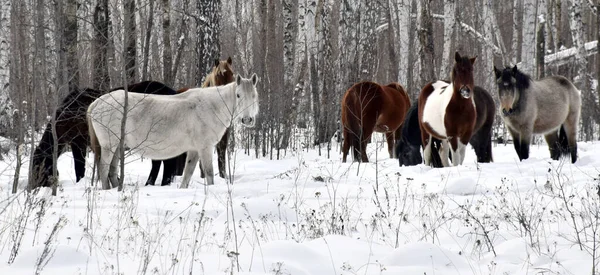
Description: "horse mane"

(509, 66), (532, 91)
(202, 59), (234, 88)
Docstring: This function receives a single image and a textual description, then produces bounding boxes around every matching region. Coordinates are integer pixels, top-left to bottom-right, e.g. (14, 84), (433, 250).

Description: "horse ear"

(214, 59), (220, 68)
(236, 74), (242, 86)
(454, 52), (461, 62)
(512, 65), (518, 74)
(251, 73), (258, 86)
(493, 66), (502, 79)
(227, 56), (232, 65)
(469, 56), (477, 65)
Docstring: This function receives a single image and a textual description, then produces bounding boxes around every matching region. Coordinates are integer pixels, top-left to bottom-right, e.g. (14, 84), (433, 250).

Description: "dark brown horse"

(418, 52), (478, 167)
(160, 57), (235, 179)
(341, 81), (411, 162)
(30, 82), (178, 189)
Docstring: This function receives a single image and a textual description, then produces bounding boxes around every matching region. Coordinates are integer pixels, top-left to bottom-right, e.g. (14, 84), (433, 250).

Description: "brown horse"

(167, 57), (234, 179)
(341, 81), (411, 162)
(418, 52), (478, 167)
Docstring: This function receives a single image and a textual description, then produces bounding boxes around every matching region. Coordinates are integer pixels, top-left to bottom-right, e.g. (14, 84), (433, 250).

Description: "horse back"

(402, 102), (422, 146)
(111, 81), (176, 95)
(472, 86), (495, 133)
(341, 81), (384, 128)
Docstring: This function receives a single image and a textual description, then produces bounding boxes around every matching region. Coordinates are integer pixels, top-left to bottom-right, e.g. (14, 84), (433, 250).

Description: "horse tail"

(87, 105), (101, 176)
(558, 124), (570, 158)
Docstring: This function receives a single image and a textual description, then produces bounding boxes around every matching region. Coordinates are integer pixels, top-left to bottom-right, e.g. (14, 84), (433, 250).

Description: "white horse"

(87, 74), (259, 189)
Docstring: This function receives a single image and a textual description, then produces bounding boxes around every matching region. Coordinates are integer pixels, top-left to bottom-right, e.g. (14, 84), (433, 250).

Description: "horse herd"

(29, 52), (581, 190)
(342, 52), (581, 168)
(31, 57), (259, 189)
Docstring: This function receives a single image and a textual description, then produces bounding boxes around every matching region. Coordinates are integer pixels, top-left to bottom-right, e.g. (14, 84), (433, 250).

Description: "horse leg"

(180, 151), (199, 188)
(516, 129), (532, 161)
(216, 129), (228, 178)
(544, 130), (561, 160)
(98, 147), (114, 190)
(145, 160), (161, 186)
(563, 118), (579, 163)
(70, 139), (87, 183)
(422, 136), (432, 166)
(108, 147), (121, 189)
(508, 127), (526, 161)
(199, 147), (215, 185)
(161, 158), (176, 186)
(342, 129), (350, 162)
(360, 136), (369, 162)
(385, 132), (394, 158)
(439, 139), (451, 167)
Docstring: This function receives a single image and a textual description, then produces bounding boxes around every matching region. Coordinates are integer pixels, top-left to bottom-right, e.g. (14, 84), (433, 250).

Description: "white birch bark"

(482, 0), (494, 90)
(521, 0), (537, 74)
(396, 0), (410, 85)
(512, 0), (521, 64)
(0, 0), (13, 135)
(440, 0), (455, 79)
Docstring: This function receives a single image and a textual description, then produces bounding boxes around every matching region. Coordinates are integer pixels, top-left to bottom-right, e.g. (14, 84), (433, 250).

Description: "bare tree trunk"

(65, 0), (78, 93)
(278, 0), (298, 151)
(521, 0), (537, 73)
(10, 0), (25, 193)
(124, 0), (137, 85)
(418, 0), (434, 87)
(440, 0), (456, 79)
(93, 0), (110, 91)
(569, 0), (595, 140)
(195, 0), (221, 86)
(536, 15), (546, 78)
(512, 0), (522, 64)
(162, 0), (173, 86)
(171, 0), (190, 84)
(141, 0), (155, 81)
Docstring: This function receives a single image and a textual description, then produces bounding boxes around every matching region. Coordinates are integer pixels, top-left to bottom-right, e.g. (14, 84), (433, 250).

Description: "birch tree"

(162, 0), (173, 86)
(569, 0), (595, 139)
(417, 0), (434, 87)
(195, 0), (221, 86)
(440, 0), (456, 79)
(93, 0), (110, 91)
(521, 0), (537, 74)
(0, 0), (13, 138)
(279, 0), (299, 150)
(124, 0), (137, 84)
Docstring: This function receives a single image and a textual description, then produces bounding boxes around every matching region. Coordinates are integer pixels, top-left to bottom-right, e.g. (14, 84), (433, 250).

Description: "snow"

(1, 137), (599, 274)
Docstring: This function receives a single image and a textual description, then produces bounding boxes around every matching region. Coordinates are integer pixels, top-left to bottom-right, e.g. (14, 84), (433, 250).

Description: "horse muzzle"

(241, 116), (255, 127)
(502, 108), (515, 116)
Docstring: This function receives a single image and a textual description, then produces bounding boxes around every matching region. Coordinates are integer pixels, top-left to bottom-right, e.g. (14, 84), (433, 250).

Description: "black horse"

(396, 86), (495, 167)
(30, 81), (185, 189)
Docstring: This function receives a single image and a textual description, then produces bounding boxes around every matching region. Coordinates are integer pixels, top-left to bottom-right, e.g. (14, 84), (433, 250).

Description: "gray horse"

(493, 65), (581, 163)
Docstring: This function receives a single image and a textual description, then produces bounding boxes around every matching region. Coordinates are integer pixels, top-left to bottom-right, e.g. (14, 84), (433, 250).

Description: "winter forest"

(1, 0), (600, 274)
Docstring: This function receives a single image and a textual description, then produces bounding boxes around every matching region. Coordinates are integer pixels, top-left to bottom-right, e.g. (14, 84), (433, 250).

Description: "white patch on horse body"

(422, 81), (452, 137)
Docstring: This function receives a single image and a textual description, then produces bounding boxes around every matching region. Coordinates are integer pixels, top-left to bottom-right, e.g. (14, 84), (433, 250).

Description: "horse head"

(235, 74), (259, 127)
(494, 65), (527, 116)
(212, 57), (234, 86)
(397, 139), (422, 166)
(451, 52), (476, 99)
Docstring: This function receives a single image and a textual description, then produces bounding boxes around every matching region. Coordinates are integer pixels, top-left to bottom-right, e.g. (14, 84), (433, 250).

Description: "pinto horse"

(88, 74), (259, 189)
(418, 52), (478, 167)
(29, 82), (179, 189)
(494, 65), (581, 163)
(397, 85), (495, 167)
(341, 81), (410, 162)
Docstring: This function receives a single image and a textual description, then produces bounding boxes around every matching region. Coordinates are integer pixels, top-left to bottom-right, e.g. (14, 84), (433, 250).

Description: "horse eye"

(236, 94), (240, 98)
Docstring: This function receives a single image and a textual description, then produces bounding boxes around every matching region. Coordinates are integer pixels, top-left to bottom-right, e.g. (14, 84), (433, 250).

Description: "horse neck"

(201, 82), (238, 123)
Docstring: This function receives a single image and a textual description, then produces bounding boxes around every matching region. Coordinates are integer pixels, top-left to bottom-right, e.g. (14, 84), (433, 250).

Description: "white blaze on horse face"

(422, 81), (453, 138)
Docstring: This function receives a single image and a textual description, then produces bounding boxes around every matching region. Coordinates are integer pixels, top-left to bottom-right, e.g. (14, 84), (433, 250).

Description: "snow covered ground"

(1, 137), (599, 275)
